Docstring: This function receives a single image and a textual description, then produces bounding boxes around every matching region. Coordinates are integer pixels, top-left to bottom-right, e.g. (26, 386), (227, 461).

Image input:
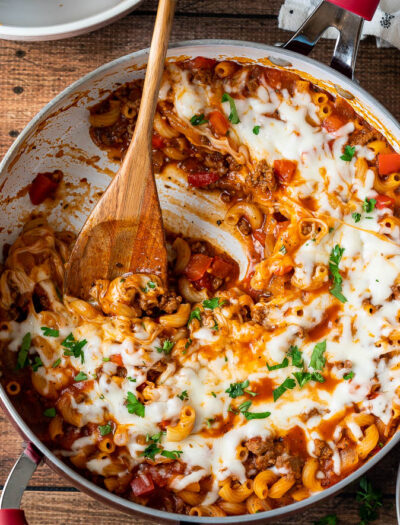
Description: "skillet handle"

(0, 442), (43, 525)
(283, 0), (380, 80)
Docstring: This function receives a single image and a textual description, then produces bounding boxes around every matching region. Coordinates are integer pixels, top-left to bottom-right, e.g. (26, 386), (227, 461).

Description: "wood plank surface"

(1, 1), (400, 523)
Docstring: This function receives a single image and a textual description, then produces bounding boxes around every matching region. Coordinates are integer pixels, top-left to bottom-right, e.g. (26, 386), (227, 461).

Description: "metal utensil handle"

(283, 0), (379, 79)
(0, 442), (42, 525)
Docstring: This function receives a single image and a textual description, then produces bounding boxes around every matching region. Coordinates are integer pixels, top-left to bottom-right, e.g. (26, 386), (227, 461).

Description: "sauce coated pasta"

(2, 58), (400, 515)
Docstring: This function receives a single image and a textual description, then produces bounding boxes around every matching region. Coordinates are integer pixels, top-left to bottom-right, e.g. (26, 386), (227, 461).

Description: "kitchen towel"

(279, 0), (400, 48)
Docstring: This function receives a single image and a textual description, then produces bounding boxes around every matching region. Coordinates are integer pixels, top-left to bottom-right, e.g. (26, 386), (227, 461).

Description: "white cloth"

(278, 0), (400, 48)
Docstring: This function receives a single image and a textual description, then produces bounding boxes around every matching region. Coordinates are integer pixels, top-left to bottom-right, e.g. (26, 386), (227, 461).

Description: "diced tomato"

(253, 230), (266, 246)
(378, 153), (400, 175)
(29, 171), (62, 205)
(131, 473), (155, 497)
(110, 354), (123, 367)
(192, 272), (214, 292)
(209, 256), (233, 279)
(273, 159), (297, 184)
(187, 171), (220, 188)
(184, 253), (213, 281)
(208, 110), (229, 136)
(376, 194), (395, 209)
(151, 133), (165, 150)
(322, 114), (345, 133)
(188, 56), (216, 69)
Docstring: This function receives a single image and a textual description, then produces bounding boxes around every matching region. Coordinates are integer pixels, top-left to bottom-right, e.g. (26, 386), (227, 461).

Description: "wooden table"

(1, 1), (400, 523)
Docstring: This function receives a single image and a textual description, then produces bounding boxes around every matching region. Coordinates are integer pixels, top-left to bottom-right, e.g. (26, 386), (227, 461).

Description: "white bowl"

(0, 0), (143, 41)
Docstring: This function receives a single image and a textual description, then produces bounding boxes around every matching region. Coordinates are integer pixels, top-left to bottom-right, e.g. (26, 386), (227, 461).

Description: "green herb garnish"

(225, 379), (256, 398)
(314, 515), (337, 525)
(344, 371), (354, 380)
(161, 450), (183, 460)
(221, 92), (240, 124)
(203, 297), (225, 310)
(267, 357), (289, 371)
(252, 125), (260, 135)
(141, 443), (161, 460)
(273, 377), (296, 401)
(61, 333), (87, 364)
(31, 356), (43, 372)
(126, 392), (145, 417)
(362, 198), (376, 213)
(52, 358), (61, 368)
(356, 477), (382, 525)
(310, 340), (327, 370)
(329, 244), (347, 303)
(190, 113), (208, 126)
(188, 308), (202, 325)
(43, 408), (56, 418)
(288, 345), (303, 368)
(74, 372), (88, 382)
(17, 333), (31, 369)
(340, 145), (355, 162)
(178, 390), (189, 401)
(156, 339), (174, 354)
(99, 424), (112, 436)
(352, 212), (361, 223)
(41, 326), (59, 337)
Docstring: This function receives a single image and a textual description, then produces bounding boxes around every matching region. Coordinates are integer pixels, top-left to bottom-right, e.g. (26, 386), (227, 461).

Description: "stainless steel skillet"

(2, 0), (399, 523)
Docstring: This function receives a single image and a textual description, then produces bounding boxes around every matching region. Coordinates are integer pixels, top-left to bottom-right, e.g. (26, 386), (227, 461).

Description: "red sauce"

(283, 425), (308, 459)
(307, 304), (341, 342)
(252, 376), (275, 402)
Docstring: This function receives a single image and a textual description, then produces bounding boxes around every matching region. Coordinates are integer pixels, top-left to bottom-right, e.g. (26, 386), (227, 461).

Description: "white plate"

(0, 0), (143, 41)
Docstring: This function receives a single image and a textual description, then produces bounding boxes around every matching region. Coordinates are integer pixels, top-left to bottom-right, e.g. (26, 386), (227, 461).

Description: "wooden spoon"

(64, 0), (176, 299)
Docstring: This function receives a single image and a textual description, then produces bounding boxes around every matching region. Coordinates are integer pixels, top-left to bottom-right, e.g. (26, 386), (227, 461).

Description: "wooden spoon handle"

(133, 0), (176, 146)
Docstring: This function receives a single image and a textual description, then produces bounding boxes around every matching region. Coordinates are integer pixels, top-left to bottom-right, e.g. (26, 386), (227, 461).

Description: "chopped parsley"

(52, 358), (61, 368)
(211, 320), (219, 331)
(99, 424), (112, 436)
(288, 345), (303, 368)
(267, 357), (289, 371)
(279, 245), (287, 254)
(31, 356), (43, 372)
(61, 333), (87, 364)
(202, 297), (225, 310)
(206, 418), (215, 428)
(127, 376), (136, 382)
(148, 431), (165, 443)
(188, 308), (201, 325)
(141, 443), (161, 460)
(340, 145), (355, 162)
(243, 410), (271, 420)
(252, 125), (260, 135)
(356, 477), (382, 524)
(310, 340), (327, 370)
(156, 339), (174, 354)
(221, 92), (240, 124)
(184, 338), (192, 350)
(362, 197), (376, 213)
(102, 357), (110, 362)
(190, 113), (208, 126)
(273, 377), (296, 402)
(211, 391), (217, 398)
(344, 371), (354, 380)
(225, 379), (256, 398)
(41, 326), (59, 337)
(161, 450), (183, 460)
(17, 332), (31, 369)
(314, 515), (337, 525)
(126, 392), (145, 417)
(293, 371), (325, 388)
(142, 280), (157, 293)
(43, 408), (56, 418)
(74, 372), (88, 382)
(177, 390), (189, 401)
(329, 244), (347, 303)
(352, 212), (361, 223)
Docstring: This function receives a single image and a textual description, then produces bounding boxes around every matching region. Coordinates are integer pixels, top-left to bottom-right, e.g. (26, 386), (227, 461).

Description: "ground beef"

(247, 160), (277, 192)
(392, 283), (400, 300)
(201, 151), (230, 176)
(158, 291), (182, 314)
(250, 300), (275, 330)
(190, 241), (213, 256)
(349, 128), (380, 147)
(245, 436), (272, 455)
(313, 439), (333, 460)
(276, 455), (304, 480)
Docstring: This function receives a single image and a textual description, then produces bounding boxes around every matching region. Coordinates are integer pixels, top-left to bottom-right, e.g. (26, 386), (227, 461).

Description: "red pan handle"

(326, 0), (380, 20)
(0, 510), (28, 525)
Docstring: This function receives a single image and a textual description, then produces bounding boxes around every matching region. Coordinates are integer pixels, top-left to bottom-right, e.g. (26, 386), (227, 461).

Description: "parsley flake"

(31, 356), (43, 372)
(156, 339), (174, 354)
(363, 197), (376, 213)
(74, 372), (88, 382)
(52, 358), (61, 368)
(279, 245), (287, 254)
(340, 145), (355, 162)
(344, 371), (354, 380)
(190, 113), (208, 126)
(126, 392), (145, 417)
(356, 477), (382, 525)
(221, 93), (240, 124)
(310, 340), (327, 370)
(252, 125), (260, 135)
(177, 390), (189, 401)
(188, 308), (201, 325)
(61, 333), (87, 364)
(329, 244), (347, 303)
(43, 408), (56, 418)
(202, 297), (225, 310)
(267, 357), (289, 371)
(99, 424), (112, 436)
(17, 333), (31, 369)
(141, 443), (161, 460)
(288, 345), (303, 368)
(161, 450), (183, 460)
(352, 212), (361, 223)
(273, 377), (296, 401)
(41, 326), (59, 337)
(225, 379), (256, 398)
